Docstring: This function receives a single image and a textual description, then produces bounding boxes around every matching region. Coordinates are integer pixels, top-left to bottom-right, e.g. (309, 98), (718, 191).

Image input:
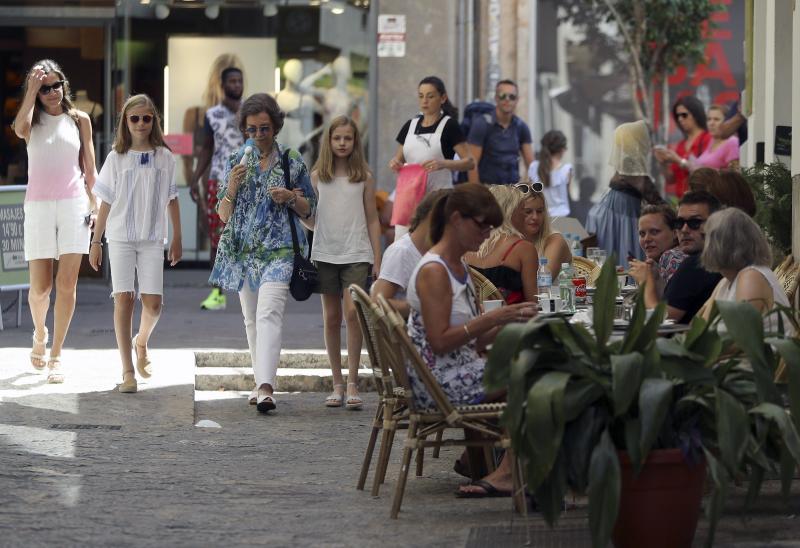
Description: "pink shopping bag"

(391, 163), (428, 227)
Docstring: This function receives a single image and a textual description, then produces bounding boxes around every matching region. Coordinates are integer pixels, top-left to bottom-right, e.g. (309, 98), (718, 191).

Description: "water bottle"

(571, 235), (583, 257)
(537, 258), (553, 298)
(559, 263), (576, 313)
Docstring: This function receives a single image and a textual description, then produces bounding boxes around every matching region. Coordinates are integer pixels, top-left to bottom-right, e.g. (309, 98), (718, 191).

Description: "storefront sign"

(164, 133), (194, 155)
(0, 186), (29, 288)
(377, 14), (406, 58)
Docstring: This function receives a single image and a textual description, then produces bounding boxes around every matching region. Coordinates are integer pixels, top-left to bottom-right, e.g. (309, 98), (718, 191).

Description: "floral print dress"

(405, 253), (485, 410)
(209, 144), (316, 292)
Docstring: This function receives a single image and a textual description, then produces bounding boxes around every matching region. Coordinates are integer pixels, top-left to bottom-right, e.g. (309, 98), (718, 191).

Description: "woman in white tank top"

(12, 59), (97, 383)
(700, 208), (795, 337)
(310, 117), (382, 410)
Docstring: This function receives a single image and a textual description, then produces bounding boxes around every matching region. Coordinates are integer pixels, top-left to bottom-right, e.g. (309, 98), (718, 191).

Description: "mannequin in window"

(275, 59), (323, 154)
(73, 90), (103, 124)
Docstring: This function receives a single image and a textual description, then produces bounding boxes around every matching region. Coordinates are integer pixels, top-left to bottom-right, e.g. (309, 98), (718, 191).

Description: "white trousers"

(239, 282), (289, 388)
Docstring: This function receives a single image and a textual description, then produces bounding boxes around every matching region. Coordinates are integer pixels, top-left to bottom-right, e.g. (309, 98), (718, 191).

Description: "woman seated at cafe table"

(628, 203), (685, 298)
(407, 184), (537, 498)
(466, 185), (539, 304)
(699, 207), (794, 336)
(513, 185), (571, 279)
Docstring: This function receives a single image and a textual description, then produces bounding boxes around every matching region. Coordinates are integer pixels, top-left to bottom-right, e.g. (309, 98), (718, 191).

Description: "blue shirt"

(467, 110), (532, 184)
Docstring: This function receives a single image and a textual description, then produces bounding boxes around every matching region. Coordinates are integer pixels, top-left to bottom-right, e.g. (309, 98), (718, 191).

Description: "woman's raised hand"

(26, 66), (46, 96)
(227, 164), (247, 195)
(628, 258), (655, 286)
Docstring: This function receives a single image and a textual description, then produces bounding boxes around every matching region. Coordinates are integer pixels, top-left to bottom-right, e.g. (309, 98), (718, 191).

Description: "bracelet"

(463, 322), (473, 340)
(223, 193), (235, 204)
(91, 241), (103, 247)
(286, 195), (297, 208)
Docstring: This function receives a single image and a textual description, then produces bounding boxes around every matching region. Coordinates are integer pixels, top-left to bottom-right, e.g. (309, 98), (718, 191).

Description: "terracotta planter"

(612, 448), (706, 548)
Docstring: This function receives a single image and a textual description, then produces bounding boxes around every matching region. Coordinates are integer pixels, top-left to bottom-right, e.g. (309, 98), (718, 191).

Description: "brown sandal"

(132, 334), (152, 378)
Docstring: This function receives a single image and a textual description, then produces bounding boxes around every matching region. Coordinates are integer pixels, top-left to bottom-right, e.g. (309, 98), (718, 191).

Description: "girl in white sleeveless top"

(310, 116), (382, 410)
(388, 76), (475, 238)
(12, 59), (97, 384)
(700, 208), (795, 338)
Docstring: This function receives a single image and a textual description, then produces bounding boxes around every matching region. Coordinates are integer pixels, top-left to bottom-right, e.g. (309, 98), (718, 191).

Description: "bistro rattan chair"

(772, 256), (799, 383)
(468, 266), (505, 303)
(572, 256), (601, 285)
(374, 295), (526, 518)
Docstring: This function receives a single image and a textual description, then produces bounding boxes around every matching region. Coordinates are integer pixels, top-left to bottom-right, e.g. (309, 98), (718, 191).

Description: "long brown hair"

(429, 184), (503, 244)
(113, 94), (170, 154)
(20, 59), (77, 127)
(313, 116), (369, 183)
(537, 130), (567, 187)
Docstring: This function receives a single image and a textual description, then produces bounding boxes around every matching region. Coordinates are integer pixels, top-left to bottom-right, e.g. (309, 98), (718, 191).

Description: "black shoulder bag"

(282, 150), (318, 301)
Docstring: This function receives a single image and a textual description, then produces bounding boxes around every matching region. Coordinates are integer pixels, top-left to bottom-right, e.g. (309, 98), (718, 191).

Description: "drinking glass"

(594, 249), (608, 266)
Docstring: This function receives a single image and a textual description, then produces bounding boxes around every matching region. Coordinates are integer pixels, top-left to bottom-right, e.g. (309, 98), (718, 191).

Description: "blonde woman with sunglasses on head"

(13, 59), (97, 383)
(511, 182), (572, 280)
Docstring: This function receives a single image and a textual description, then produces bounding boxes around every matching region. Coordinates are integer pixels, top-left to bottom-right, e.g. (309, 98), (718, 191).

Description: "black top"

(664, 254), (722, 324)
(395, 115), (466, 160)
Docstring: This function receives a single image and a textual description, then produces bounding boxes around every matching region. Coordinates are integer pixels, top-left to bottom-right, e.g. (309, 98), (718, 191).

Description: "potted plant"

(485, 259), (800, 548)
(743, 161), (794, 262)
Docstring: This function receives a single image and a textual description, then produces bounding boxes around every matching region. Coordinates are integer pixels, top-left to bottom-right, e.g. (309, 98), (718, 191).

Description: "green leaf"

(638, 378), (673, 460)
(749, 402), (800, 464)
(780, 444), (795, 504)
(563, 406), (607, 493)
(624, 417), (642, 472)
(715, 301), (780, 404)
(683, 312), (711, 349)
(588, 429), (620, 548)
(687, 328), (723, 367)
(743, 465), (765, 510)
(767, 338), (800, 433)
(503, 348), (539, 443)
(533, 452), (567, 526)
(525, 371), (571, 489)
(592, 257), (619, 347)
(702, 446), (729, 548)
(485, 322), (528, 391)
(715, 388), (749, 474)
(611, 352), (644, 417)
(623, 293), (665, 354)
(563, 378), (605, 422)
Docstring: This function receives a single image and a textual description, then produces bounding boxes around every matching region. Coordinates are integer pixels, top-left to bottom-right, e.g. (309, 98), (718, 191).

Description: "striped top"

(25, 112), (84, 202)
(94, 147), (178, 243)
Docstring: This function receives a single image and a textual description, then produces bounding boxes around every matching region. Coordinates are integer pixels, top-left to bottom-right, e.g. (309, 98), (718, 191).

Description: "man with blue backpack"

(466, 79), (534, 185)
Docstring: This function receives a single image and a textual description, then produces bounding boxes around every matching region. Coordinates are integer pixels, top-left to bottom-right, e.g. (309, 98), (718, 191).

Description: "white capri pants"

(23, 196), (90, 260)
(239, 282), (289, 388)
(107, 240), (165, 295)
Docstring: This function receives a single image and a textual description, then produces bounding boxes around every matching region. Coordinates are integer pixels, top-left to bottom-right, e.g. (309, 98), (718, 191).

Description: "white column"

(792, 0), (800, 258)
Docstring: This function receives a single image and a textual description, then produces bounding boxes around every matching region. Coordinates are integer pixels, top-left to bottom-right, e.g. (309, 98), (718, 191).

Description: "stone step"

(195, 349), (370, 369)
(195, 366), (375, 392)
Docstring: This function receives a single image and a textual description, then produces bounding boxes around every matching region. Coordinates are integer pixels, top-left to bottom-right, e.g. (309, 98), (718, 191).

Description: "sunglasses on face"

(676, 112), (690, 120)
(128, 114), (153, 124)
(39, 81), (65, 95)
(673, 217), (705, 230)
(497, 93), (518, 101)
(468, 217), (495, 232)
(514, 181), (543, 194)
(245, 125), (272, 136)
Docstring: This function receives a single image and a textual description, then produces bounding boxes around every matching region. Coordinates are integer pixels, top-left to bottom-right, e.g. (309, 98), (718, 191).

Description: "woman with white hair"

(466, 185), (539, 303)
(513, 186), (572, 279)
(586, 120), (663, 266)
(700, 207), (794, 335)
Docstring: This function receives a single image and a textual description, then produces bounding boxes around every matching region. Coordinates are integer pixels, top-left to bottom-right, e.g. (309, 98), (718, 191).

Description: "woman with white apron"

(389, 76), (474, 239)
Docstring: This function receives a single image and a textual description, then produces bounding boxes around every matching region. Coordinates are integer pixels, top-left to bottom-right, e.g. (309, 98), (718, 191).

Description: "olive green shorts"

(314, 261), (371, 295)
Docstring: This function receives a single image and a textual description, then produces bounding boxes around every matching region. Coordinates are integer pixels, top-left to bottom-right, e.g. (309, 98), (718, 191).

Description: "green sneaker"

(200, 288), (227, 310)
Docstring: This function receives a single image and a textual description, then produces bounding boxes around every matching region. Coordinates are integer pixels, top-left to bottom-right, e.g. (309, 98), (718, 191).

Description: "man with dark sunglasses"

(189, 66), (245, 311)
(645, 190), (722, 323)
(467, 79), (534, 185)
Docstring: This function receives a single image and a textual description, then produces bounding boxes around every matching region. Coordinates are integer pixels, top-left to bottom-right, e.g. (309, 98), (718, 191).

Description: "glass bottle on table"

(537, 257), (553, 298)
(559, 263), (576, 313)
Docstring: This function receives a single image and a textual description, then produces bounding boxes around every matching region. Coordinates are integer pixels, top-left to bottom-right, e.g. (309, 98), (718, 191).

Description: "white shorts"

(23, 196), (91, 260)
(107, 240), (165, 296)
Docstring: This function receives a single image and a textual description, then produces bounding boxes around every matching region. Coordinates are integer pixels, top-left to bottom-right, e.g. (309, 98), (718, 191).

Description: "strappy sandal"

(46, 355), (64, 384)
(345, 382), (364, 410)
(325, 383), (345, 407)
(30, 327), (48, 371)
(132, 334), (152, 379)
(249, 388), (258, 405)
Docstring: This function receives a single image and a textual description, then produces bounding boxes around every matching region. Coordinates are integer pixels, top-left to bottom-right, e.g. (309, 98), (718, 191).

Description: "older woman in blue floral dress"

(212, 93), (316, 414)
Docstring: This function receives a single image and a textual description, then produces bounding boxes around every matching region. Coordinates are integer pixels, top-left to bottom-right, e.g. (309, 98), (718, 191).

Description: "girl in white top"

(310, 116), (382, 409)
(700, 208), (794, 337)
(89, 94), (182, 394)
(529, 130), (572, 218)
(13, 59), (97, 384)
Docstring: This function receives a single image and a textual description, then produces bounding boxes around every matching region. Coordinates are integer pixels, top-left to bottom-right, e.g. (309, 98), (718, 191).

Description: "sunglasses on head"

(39, 81), (65, 95)
(497, 93), (518, 101)
(245, 125), (272, 136)
(514, 181), (543, 194)
(676, 112), (690, 120)
(672, 217), (705, 230)
(128, 114), (153, 124)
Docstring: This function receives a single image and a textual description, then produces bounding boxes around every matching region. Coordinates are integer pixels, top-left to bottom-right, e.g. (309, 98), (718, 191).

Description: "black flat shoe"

(256, 393), (276, 413)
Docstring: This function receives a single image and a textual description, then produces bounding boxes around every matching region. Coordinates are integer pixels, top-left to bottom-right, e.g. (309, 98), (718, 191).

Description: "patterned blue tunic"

(209, 144), (316, 292)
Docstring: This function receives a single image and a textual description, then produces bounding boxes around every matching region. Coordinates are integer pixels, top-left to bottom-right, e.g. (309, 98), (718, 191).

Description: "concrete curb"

(195, 349), (370, 369)
(195, 366), (376, 392)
